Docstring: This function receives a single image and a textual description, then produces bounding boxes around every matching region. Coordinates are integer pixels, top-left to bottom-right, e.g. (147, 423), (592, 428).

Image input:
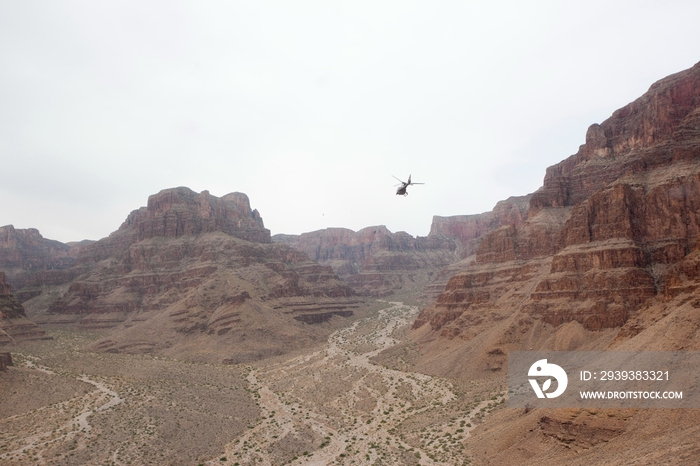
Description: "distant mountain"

(4, 187), (363, 363)
(275, 226), (458, 296)
(0, 272), (51, 345)
(0, 225), (90, 301)
(272, 195), (529, 297)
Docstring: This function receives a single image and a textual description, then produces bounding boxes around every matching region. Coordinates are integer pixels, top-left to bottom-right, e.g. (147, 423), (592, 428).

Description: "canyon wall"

(0, 225), (88, 301)
(275, 226), (458, 296)
(414, 60), (700, 348)
(0, 272), (50, 345)
(273, 195), (530, 296)
(3, 187), (363, 362)
(409, 59), (700, 466)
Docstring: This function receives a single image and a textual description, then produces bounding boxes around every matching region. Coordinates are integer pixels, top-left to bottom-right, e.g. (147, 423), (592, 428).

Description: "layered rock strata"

(15, 187), (361, 362)
(274, 226), (460, 296)
(413, 59), (700, 365)
(273, 200), (529, 297)
(409, 60), (700, 465)
(0, 225), (88, 301)
(0, 272), (51, 345)
(428, 195), (531, 257)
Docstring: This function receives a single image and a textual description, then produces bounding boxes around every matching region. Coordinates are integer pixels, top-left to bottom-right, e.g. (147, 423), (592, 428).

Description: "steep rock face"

(273, 196), (531, 297)
(413, 60), (700, 355)
(18, 188), (360, 363)
(0, 272), (25, 320)
(429, 195), (531, 257)
(122, 188), (270, 244)
(530, 63), (700, 212)
(409, 60), (700, 466)
(293, 226), (423, 264)
(0, 225), (86, 300)
(75, 187), (271, 267)
(0, 272), (50, 345)
(274, 225), (460, 296)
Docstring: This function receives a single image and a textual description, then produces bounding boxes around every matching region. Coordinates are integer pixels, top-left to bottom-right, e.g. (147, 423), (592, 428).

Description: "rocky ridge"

(0, 225), (89, 301)
(10, 187), (364, 363)
(273, 196), (529, 297)
(410, 60), (700, 464)
(0, 272), (51, 345)
(275, 226), (457, 296)
(413, 60), (700, 346)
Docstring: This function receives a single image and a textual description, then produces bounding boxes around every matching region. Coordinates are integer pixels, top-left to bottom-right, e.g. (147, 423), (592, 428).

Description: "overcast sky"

(1, 1), (699, 243)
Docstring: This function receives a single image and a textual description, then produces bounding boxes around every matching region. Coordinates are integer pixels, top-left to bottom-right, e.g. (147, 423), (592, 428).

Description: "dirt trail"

(1, 333), (258, 465)
(210, 301), (499, 466)
(1, 302), (502, 465)
(0, 366), (123, 464)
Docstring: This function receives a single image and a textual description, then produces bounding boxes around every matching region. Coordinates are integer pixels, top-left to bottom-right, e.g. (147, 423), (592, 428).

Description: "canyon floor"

(0, 301), (504, 466)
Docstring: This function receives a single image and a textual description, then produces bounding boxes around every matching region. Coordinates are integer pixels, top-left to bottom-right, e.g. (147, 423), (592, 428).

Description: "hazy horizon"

(2, 1), (700, 243)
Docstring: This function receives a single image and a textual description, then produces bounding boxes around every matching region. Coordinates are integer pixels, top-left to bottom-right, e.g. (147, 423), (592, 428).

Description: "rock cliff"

(0, 225), (88, 301)
(71, 187), (271, 268)
(120, 188), (271, 244)
(12, 187), (362, 363)
(414, 60), (700, 346)
(410, 60), (700, 466)
(274, 225), (461, 296)
(0, 272), (51, 345)
(273, 199), (529, 297)
(428, 195), (531, 256)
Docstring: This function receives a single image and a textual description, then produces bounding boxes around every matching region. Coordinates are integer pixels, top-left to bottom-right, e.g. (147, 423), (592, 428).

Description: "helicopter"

(393, 174), (424, 196)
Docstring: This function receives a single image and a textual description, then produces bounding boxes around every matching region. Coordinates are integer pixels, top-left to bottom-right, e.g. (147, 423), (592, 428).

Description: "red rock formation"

(273, 196), (531, 297)
(275, 203), (534, 298)
(9, 188), (362, 362)
(429, 195), (531, 257)
(0, 225), (86, 299)
(413, 60), (700, 343)
(122, 188), (270, 244)
(42, 189), (352, 319)
(409, 67), (700, 465)
(0, 272), (51, 345)
(274, 225), (461, 296)
(73, 187), (271, 268)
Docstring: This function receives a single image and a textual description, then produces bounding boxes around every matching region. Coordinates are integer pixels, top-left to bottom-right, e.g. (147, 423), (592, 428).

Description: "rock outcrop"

(70, 187), (271, 269)
(428, 195), (531, 257)
(274, 225), (462, 296)
(121, 188), (271, 244)
(0, 272), (51, 345)
(414, 60), (700, 346)
(12, 187), (362, 363)
(273, 201), (531, 298)
(0, 225), (87, 301)
(408, 59), (700, 466)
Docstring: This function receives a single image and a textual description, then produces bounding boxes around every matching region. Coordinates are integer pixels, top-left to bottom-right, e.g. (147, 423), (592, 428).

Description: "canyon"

(408, 60), (700, 464)
(1, 188), (364, 364)
(2, 60), (700, 465)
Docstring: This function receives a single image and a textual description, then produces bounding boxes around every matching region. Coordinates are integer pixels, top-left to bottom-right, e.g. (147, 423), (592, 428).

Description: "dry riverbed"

(0, 331), (257, 465)
(1, 302), (504, 465)
(208, 302), (504, 466)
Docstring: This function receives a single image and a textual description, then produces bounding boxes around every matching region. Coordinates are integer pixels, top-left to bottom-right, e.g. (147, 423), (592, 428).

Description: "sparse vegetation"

(1, 302), (496, 465)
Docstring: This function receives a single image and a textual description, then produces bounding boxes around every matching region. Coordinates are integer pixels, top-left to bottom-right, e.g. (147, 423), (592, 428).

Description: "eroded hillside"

(3, 187), (367, 364)
(410, 60), (700, 464)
